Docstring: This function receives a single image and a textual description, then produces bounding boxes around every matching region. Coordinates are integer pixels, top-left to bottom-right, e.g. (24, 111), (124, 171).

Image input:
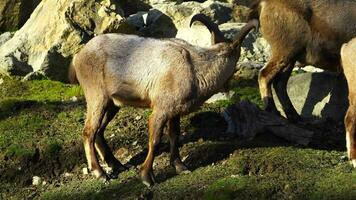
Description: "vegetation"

(0, 75), (354, 199)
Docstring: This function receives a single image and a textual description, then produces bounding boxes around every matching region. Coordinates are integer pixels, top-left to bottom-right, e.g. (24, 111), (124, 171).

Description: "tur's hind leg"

(83, 97), (109, 180)
(259, 54), (301, 122)
(341, 42), (356, 168)
(345, 105), (356, 168)
(259, 58), (286, 115)
(95, 101), (127, 178)
(140, 110), (168, 187)
(273, 62), (302, 122)
(166, 116), (190, 174)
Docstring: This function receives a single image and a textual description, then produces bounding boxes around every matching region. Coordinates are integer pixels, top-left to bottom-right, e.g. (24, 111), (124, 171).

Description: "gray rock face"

(0, 32), (14, 46)
(127, 0), (233, 38)
(273, 72), (349, 121)
(0, 0), (131, 81)
(0, 0), (268, 81)
(218, 23), (270, 64)
(0, 0), (41, 32)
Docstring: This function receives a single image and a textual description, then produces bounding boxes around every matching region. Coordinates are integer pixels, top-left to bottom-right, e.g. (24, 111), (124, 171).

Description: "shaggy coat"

(246, 0), (356, 166)
(246, 0), (356, 121)
(70, 15), (258, 186)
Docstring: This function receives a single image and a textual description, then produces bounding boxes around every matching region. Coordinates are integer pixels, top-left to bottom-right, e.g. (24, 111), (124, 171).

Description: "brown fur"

(68, 56), (78, 84)
(70, 16), (258, 186)
(245, 0), (356, 122)
(341, 38), (356, 166)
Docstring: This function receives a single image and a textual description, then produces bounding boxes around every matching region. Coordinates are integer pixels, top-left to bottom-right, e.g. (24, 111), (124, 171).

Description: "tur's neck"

(194, 44), (238, 98)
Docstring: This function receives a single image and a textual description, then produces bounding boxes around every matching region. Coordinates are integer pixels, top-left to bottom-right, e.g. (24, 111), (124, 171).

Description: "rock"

(231, 4), (252, 23)
(118, 0), (152, 16)
(70, 96), (78, 102)
(176, 21), (212, 47)
(32, 176), (41, 186)
(127, 0), (233, 38)
(126, 0), (269, 66)
(235, 61), (261, 80)
(294, 65), (325, 73)
(218, 22), (270, 63)
(115, 147), (131, 163)
(127, 9), (178, 38)
(135, 116), (142, 121)
(206, 91), (235, 104)
(82, 167), (89, 175)
(0, 0), (132, 81)
(0, 0), (41, 32)
(63, 172), (73, 177)
(152, 0), (233, 26)
(22, 71), (47, 81)
(0, 32), (14, 46)
(273, 72), (349, 121)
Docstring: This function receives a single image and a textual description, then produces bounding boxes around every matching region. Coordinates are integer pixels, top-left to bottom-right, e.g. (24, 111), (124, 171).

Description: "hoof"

(171, 160), (190, 175)
(180, 169), (192, 175)
(94, 170), (109, 183)
(286, 114), (303, 124)
(174, 163), (191, 175)
(109, 164), (129, 179)
(351, 159), (356, 168)
(140, 170), (156, 188)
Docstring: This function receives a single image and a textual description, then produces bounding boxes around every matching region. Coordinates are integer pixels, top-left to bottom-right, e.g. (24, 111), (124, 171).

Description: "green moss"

(233, 86), (263, 108)
(213, 99), (236, 108)
(42, 139), (63, 156)
(0, 77), (354, 199)
(0, 76), (82, 102)
(40, 169), (140, 200)
(5, 144), (36, 159)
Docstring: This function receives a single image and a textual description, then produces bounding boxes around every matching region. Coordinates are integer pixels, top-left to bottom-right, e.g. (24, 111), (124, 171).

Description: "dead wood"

(222, 100), (314, 146)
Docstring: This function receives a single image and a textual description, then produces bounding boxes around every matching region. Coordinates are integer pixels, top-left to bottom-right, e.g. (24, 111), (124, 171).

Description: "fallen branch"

(222, 100), (314, 146)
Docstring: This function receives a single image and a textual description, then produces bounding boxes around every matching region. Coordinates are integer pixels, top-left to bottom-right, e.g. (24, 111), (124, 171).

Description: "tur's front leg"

(140, 111), (168, 187)
(167, 117), (190, 174)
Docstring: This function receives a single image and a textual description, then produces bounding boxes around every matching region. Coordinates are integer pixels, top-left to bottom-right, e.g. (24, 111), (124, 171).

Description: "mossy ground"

(0, 75), (354, 200)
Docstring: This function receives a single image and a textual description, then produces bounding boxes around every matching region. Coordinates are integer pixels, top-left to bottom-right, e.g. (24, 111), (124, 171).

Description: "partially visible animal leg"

(95, 101), (127, 179)
(258, 60), (283, 115)
(345, 105), (356, 168)
(259, 55), (299, 120)
(140, 110), (168, 187)
(341, 40), (356, 168)
(273, 62), (302, 122)
(82, 97), (108, 180)
(166, 116), (190, 174)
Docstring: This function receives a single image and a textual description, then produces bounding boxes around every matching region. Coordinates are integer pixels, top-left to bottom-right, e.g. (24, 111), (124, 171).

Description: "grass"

(0, 75), (354, 200)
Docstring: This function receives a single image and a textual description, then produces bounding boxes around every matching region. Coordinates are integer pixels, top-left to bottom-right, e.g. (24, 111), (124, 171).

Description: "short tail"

(68, 54), (78, 84)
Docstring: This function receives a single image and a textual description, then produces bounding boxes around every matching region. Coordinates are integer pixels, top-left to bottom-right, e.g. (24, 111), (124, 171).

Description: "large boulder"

(0, 0), (132, 81)
(126, 0), (270, 62)
(127, 0), (233, 38)
(0, 32), (14, 46)
(273, 72), (349, 121)
(0, 0), (41, 32)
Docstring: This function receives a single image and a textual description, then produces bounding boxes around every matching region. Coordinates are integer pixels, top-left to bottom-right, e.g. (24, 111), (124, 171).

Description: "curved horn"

(232, 19), (259, 49)
(190, 14), (229, 44)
